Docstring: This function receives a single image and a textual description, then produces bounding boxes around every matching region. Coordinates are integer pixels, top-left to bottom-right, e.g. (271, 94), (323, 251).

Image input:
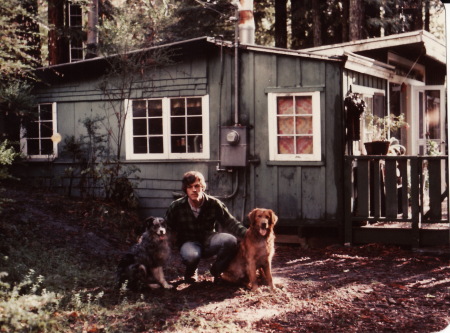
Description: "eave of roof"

(344, 51), (396, 80)
(35, 35), (342, 73)
(35, 36), (211, 71)
(206, 37), (341, 62)
(302, 30), (446, 65)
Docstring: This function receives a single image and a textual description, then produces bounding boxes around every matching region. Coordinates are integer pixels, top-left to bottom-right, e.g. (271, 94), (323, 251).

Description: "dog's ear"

(248, 209), (258, 225)
(144, 216), (155, 227)
(270, 210), (278, 226)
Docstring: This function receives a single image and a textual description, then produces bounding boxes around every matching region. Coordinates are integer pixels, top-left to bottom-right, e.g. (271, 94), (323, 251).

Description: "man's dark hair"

(182, 171), (206, 193)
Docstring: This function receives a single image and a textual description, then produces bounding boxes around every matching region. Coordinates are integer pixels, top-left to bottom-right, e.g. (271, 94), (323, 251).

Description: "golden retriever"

(221, 208), (278, 291)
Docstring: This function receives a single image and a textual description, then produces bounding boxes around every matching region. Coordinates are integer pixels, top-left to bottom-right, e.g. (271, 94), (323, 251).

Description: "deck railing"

(344, 155), (449, 246)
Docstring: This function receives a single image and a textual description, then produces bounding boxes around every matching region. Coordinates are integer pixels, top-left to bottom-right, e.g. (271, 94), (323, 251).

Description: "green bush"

(0, 269), (60, 332)
(0, 140), (21, 181)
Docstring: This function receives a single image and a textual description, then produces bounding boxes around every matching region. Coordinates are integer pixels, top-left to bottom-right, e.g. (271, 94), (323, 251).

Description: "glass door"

(411, 86), (446, 156)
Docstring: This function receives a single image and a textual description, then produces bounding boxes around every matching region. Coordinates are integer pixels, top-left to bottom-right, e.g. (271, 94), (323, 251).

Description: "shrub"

(0, 269), (60, 332)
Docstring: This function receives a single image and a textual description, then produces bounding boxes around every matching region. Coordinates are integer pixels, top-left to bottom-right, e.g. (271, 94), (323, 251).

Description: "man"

(165, 171), (247, 283)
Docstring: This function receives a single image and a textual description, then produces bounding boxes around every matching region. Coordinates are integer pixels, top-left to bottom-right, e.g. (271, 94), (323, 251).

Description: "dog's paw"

(148, 283), (161, 289)
(248, 283), (260, 293)
(162, 282), (173, 289)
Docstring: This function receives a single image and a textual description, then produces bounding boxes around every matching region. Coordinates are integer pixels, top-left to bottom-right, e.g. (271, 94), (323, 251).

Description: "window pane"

(133, 119), (147, 135)
(148, 118), (163, 135)
(297, 137), (313, 154)
(171, 136), (186, 153)
(278, 116), (294, 134)
(187, 98), (202, 115)
(40, 122), (53, 137)
(27, 139), (39, 155)
(278, 136), (294, 154)
(40, 104), (53, 120)
(296, 117), (312, 134)
(426, 90), (441, 139)
(277, 97), (293, 115)
(187, 116), (202, 134)
(26, 122), (39, 138)
(171, 99), (185, 116)
(133, 101), (147, 117)
(295, 96), (312, 114)
(71, 49), (83, 61)
(149, 137), (163, 153)
(148, 100), (162, 117)
(133, 137), (147, 153)
(188, 135), (202, 153)
(41, 139), (53, 155)
(171, 117), (185, 134)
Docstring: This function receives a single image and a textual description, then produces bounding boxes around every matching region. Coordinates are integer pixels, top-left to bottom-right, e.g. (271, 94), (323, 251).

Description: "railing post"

(344, 156), (354, 245)
(410, 157), (421, 247)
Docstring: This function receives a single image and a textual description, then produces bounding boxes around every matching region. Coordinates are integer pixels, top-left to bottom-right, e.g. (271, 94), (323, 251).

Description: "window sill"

(122, 159), (220, 164)
(266, 160), (325, 167)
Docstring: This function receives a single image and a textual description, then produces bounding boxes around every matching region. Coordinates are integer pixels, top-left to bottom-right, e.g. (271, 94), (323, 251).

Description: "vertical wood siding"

(28, 43), (344, 232)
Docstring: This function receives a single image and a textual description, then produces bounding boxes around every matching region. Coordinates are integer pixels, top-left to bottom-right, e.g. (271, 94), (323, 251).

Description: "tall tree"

(48, 0), (69, 65)
(311, 0), (322, 46)
(291, 0), (313, 49)
(162, 0), (236, 43)
(274, 0), (287, 48)
(349, 0), (363, 40)
(0, 0), (43, 79)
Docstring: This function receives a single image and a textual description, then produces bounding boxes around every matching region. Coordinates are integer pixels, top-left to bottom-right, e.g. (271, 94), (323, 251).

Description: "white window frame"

(268, 91), (321, 162)
(21, 102), (58, 159)
(352, 85), (386, 154)
(125, 95), (210, 160)
(68, 3), (84, 62)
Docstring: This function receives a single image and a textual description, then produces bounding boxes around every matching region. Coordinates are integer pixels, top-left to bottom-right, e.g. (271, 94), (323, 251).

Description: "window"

(268, 92), (321, 161)
(69, 3), (83, 62)
(21, 103), (58, 158)
(125, 96), (210, 160)
(354, 86), (386, 153)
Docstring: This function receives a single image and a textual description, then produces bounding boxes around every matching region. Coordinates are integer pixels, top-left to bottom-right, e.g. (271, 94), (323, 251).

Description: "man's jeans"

(180, 233), (238, 279)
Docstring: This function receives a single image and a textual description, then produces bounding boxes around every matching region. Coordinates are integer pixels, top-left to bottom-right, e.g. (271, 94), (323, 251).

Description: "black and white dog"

(116, 217), (172, 290)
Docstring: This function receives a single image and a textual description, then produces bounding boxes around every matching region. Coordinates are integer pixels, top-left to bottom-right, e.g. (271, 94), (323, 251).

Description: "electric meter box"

(220, 126), (248, 167)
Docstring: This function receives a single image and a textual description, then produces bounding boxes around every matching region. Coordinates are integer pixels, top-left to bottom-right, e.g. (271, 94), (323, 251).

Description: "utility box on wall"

(220, 126), (248, 167)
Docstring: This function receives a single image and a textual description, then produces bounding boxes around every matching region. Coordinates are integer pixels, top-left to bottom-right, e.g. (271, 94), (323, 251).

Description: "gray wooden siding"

(239, 52), (343, 227)
(27, 44), (344, 231)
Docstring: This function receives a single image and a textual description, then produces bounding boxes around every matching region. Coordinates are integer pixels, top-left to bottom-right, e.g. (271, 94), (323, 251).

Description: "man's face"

(186, 180), (204, 204)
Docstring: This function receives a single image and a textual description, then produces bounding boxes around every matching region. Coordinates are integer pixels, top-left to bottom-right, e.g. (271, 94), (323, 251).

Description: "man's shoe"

(184, 268), (198, 284)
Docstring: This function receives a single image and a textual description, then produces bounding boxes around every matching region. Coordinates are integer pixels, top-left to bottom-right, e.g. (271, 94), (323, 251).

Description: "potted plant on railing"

(364, 112), (409, 155)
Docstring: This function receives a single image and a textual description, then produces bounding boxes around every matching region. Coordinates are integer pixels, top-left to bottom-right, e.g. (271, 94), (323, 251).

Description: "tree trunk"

(349, 0), (363, 41)
(412, 0), (423, 31)
(312, 0), (322, 47)
(48, 0), (69, 65)
(275, 0), (287, 48)
(424, 0), (430, 31)
(341, 0), (349, 42)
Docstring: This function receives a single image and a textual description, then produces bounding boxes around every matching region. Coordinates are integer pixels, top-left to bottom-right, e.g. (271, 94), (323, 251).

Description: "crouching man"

(165, 171), (247, 283)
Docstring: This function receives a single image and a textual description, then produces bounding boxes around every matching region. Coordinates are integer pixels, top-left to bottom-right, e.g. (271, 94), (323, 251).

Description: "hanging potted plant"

(364, 112), (409, 155)
(344, 92), (366, 142)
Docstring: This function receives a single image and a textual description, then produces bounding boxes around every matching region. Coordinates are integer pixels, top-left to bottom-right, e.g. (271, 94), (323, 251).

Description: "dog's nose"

(261, 222), (267, 229)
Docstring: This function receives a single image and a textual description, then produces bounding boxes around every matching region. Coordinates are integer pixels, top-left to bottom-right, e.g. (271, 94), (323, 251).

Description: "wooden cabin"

(15, 32), (448, 247)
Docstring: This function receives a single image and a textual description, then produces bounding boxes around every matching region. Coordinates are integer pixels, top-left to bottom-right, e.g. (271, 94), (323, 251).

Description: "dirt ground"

(1, 182), (449, 332)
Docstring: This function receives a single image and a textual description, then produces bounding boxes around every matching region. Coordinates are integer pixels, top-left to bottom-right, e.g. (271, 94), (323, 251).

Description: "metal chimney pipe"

(238, 0), (255, 45)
